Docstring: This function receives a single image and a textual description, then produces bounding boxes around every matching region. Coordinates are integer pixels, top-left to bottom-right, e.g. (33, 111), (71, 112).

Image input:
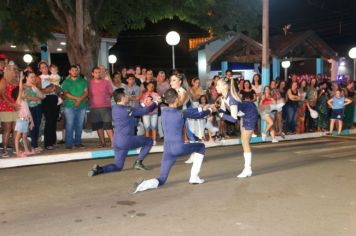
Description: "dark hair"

(164, 88), (178, 104)
(69, 65), (78, 70)
(243, 80), (252, 90)
(199, 95), (208, 105)
(252, 74), (261, 85)
(145, 81), (155, 90)
(126, 73), (135, 79)
(225, 69), (233, 74)
(11, 87), (19, 101)
(91, 66), (100, 73)
(113, 88), (126, 103)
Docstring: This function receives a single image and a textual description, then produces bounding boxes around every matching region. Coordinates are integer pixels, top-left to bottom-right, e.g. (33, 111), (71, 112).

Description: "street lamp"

(166, 31), (180, 69)
(281, 60), (291, 80)
(23, 54), (33, 65)
(108, 54), (117, 74)
(348, 47), (356, 81)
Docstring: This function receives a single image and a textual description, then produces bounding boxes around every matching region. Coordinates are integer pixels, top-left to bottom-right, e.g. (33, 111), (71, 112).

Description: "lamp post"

(23, 54), (33, 65)
(108, 54), (117, 74)
(348, 47), (356, 81)
(166, 31), (180, 69)
(281, 60), (291, 80)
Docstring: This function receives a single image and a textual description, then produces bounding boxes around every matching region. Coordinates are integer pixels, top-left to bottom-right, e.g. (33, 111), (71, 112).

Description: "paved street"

(1, 137), (356, 236)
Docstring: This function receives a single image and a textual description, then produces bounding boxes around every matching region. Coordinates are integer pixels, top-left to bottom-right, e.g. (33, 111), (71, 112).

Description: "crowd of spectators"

(0, 55), (355, 158)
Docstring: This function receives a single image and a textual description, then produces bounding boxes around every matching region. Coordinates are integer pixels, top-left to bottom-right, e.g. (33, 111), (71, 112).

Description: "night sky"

(110, 0), (356, 75)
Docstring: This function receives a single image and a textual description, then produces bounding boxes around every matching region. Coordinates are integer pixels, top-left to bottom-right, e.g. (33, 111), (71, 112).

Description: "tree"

(0, 0), (261, 78)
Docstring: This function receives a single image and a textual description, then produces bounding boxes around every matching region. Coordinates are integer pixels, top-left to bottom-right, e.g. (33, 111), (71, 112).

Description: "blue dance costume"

(101, 103), (157, 173)
(220, 93), (258, 130)
(157, 107), (211, 185)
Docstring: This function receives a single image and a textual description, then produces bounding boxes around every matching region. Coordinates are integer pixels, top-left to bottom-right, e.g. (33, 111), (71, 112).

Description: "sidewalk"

(1, 129), (355, 169)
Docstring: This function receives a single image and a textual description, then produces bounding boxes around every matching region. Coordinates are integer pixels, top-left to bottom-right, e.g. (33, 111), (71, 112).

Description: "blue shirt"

(112, 103), (157, 137)
(161, 107), (211, 143)
(333, 96), (345, 110)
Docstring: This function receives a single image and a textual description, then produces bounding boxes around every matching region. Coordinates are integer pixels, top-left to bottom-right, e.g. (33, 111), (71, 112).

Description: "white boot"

(237, 152), (252, 178)
(184, 153), (195, 164)
(189, 153), (205, 184)
(133, 178), (159, 193)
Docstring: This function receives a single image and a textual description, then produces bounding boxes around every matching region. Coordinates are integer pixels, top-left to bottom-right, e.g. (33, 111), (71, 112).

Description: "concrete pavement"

(0, 137), (356, 236)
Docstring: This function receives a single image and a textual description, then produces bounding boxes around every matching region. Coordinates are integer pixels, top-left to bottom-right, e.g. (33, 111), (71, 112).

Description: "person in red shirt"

(88, 67), (113, 147)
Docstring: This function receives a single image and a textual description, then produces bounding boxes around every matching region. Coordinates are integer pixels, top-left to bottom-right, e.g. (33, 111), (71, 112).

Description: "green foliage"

(0, 0), (261, 45)
(0, 0), (57, 47)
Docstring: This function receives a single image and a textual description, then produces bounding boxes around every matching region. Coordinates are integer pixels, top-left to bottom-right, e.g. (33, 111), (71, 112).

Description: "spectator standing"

(285, 81), (301, 134)
(0, 63), (19, 157)
(140, 82), (159, 145)
(23, 71), (44, 153)
(38, 61), (59, 150)
(156, 71), (170, 97)
(125, 74), (141, 108)
(62, 65), (88, 149)
(343, 80), (355, 129)
(305, 78), (318, 132)
(316, 82), (329, 131)
(189, 78), (204, 102)
(327, 88), (352, 135)
(89, 67), (113, 147)
(207, 75), (220, 103)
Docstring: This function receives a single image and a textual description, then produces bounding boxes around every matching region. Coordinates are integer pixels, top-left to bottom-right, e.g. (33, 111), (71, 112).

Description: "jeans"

(29, 104), (42, 148)
(286, 104), (298, 133)
(64, 107), (86, 147)
(142, 113), (158, 130)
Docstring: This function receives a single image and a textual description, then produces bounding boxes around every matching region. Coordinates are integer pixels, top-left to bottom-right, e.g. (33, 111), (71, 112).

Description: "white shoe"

(251, 133), (257, 138)
(133, 178), (159, 193)
(261, 133), (267, 141)
(237, 168), (252, 178)
(272, 138), (279, 143)
(153, 140), (157, 146)
(189, 176), (205, 184)
(185, 154), (194, 164)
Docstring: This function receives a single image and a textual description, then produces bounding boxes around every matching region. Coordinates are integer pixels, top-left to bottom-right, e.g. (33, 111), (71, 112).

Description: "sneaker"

(272, 138), (279, 143)
(88, 164), (104, 177)
(133, 160), (150, 170)
(261, 133), (267, 141)
(153, 140), (157, 146)
(45, 146), (54, 150)
(251, 133), (257, 138)
(65, 146), (73, 150)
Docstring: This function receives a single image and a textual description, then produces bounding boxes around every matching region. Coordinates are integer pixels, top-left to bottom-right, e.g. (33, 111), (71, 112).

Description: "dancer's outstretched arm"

(131, 102), (157, 117)
(183, 107), (211, 119)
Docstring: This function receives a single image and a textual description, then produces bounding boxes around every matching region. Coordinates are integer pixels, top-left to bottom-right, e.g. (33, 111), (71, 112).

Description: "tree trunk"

(45, 0), (104, 79)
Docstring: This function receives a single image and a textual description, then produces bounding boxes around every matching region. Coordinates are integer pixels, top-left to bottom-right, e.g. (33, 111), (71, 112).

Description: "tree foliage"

(1, 0), (261, 45)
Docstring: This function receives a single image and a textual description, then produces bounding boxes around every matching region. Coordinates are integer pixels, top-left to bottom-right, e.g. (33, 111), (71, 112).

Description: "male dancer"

(88, 88), (158, 176)
(215, 79), (258, 178)
(133, 88), (214, 193)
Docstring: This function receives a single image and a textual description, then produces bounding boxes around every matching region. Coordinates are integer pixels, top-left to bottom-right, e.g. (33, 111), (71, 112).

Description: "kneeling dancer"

(133, 88), (213, 193)
(88, 88), (158, 176)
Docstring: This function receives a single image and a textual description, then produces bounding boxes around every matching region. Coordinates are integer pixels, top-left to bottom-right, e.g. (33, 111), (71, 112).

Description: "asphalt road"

(1, 136), (356, 236)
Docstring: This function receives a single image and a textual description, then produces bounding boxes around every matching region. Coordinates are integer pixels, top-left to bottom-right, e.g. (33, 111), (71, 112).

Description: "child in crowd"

(12, 77), (35, 157)
(48, 64), (63, 105)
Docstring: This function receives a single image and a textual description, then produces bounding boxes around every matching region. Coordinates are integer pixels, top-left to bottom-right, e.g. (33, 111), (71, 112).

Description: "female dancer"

(215, 78), (258, 178)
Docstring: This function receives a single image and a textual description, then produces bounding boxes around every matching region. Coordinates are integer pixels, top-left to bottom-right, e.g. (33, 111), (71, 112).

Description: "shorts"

(142, 113), (158, 130)
(90, 107), (113, 131)
(0, 111), (18, 122)
(331, 109), (344, 120)
(15, 119), (29, 133)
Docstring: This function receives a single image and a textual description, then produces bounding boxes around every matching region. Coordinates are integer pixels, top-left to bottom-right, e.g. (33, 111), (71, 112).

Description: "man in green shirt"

(62, 65), (88, 149)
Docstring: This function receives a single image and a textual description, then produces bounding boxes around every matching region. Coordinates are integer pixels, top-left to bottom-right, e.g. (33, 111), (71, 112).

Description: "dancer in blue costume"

(88, 88), (159, 176)
(216, 78), (258, 178)
(133, 88), (215, 193)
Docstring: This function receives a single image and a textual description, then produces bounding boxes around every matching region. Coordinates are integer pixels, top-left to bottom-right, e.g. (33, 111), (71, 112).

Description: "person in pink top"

(140, 81), (159, 145)
(89, 67), (113, 147)
(12, 77), (35, 157)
